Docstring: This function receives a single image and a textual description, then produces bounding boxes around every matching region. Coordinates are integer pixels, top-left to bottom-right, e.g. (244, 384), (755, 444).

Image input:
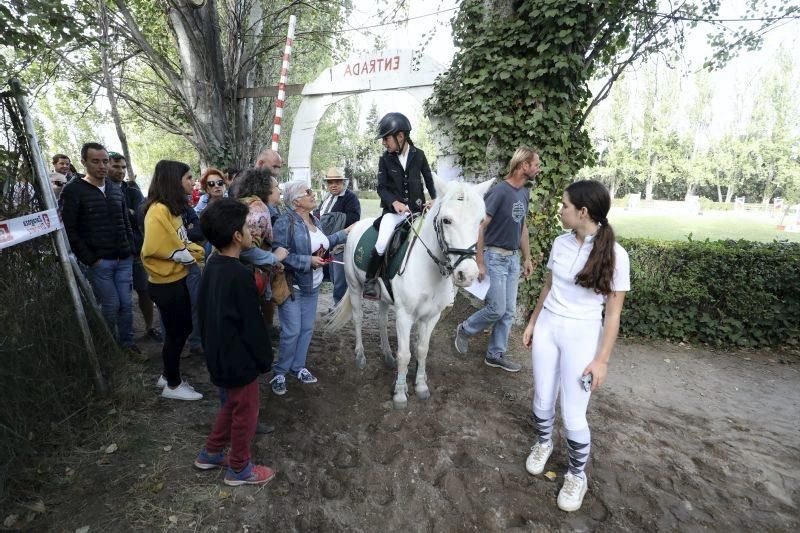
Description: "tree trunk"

(166, 0), (230, 167)
(645, 152), (656, 201)
(761, 164), (775, 205)
(685, 182), (694, 199)
(98, 0), (134, 178)
(725, 185), (735, 203)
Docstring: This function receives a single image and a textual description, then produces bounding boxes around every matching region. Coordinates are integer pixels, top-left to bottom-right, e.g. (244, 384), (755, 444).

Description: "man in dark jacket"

(107, 151), (162, 343)
(363, 112), (436, 300)
(315, 167), (361, 304)
(60, 142), (137, 353)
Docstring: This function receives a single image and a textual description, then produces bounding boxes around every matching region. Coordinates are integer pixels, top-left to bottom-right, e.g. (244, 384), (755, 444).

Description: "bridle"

(401, 200), (478, 278)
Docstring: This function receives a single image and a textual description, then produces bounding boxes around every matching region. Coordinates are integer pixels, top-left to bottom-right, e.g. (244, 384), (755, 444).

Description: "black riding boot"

(362, 250), (384, 301)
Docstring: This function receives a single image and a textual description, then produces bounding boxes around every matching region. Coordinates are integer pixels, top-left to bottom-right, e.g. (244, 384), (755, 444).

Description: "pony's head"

(430, 174), (494, 287)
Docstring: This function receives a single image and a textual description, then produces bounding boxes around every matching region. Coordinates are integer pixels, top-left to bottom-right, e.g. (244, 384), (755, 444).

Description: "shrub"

(619, 238), (800, 348)
(355, 189), (379, 200)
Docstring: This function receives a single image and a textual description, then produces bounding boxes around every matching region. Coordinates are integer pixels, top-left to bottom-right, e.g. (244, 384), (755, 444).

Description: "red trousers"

(205, 379), (259, 471)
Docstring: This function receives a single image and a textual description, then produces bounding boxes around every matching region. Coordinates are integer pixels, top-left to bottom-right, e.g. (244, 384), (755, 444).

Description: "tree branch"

(112, 0), (184, 92)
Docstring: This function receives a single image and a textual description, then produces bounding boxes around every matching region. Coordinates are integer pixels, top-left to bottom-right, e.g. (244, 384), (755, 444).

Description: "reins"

(397, 202), (478, 278)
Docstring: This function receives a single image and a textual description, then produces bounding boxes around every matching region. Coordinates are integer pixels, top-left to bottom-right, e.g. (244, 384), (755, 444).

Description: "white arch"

(287, 49), (458, 184)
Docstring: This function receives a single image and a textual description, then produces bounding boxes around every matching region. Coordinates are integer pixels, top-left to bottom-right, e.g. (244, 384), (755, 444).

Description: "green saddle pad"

(354, 225), (412, 280)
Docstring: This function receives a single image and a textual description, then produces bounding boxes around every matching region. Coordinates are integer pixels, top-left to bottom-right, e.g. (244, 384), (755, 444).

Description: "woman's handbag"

(270, 269), (291, 305)
(253, 267), (269, 297)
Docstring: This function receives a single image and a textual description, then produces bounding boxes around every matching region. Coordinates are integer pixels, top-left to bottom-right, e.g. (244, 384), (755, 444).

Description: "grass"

(609, 209), (800, 243)
(357, 198), (800, 242)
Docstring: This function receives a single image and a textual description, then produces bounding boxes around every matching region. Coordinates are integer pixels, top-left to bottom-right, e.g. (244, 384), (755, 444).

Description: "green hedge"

(620, 238), (800, 348)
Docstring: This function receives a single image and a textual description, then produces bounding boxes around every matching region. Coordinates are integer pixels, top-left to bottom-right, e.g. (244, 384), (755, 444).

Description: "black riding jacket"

(376, 144), (436, 215)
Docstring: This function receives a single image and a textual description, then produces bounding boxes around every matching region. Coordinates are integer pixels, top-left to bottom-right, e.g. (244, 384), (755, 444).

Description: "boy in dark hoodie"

(194, 198), (274, 486)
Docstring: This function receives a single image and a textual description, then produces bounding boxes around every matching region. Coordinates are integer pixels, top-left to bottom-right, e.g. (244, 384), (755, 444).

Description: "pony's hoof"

(392, 397), (407, 410)
(416, 388), (430, 400)
(355, 355), (367, 369)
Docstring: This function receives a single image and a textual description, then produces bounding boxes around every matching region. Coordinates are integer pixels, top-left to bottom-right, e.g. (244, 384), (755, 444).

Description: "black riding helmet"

(375, 112), (412, 140)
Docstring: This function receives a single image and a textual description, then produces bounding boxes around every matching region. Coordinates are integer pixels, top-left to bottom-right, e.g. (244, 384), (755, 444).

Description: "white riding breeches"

(375, 212), (410, 255)
(531, 308), (602, 432)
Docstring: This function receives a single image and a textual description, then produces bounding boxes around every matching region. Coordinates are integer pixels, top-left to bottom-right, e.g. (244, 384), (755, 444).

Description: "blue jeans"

(87, 256), (134, 347)
(185, 263), (202, 349)
(330, 251), (346, 304)
(462, 250), (520, 358)
(274, 286), (320, 375)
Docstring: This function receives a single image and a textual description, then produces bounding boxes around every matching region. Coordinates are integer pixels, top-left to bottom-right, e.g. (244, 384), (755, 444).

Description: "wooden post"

(10, 79), (109, 395)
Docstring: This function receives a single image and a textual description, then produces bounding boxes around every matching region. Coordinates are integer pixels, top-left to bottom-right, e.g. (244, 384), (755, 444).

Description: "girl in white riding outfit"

(522, 180), (630, 512)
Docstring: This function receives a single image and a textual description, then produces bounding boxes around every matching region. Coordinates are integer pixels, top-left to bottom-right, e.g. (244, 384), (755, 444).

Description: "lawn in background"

(355, 198), (800, 242)
(609, 209), (800, 243)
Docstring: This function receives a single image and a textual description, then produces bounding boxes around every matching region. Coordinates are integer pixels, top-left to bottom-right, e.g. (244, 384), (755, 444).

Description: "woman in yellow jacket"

(142, 160), (205, 400)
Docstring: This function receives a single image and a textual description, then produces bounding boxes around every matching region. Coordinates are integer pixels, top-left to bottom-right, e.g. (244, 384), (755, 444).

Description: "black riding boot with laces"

(362, 250), (384, 301)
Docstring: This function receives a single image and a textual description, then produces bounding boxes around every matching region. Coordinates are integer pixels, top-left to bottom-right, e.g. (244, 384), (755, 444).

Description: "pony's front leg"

(392, 311), (414, 410)
(350, 290), (367, 369)
(414, 312), (440, 401)
(379, 300), (396, 369)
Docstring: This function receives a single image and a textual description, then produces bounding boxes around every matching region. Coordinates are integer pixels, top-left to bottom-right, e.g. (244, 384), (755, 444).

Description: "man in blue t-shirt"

(454, 146), (540, 372)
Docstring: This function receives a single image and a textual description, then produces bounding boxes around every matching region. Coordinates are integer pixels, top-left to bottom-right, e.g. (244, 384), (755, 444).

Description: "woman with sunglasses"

(194, 168), (227, 215)
(269, 180), (351, 397)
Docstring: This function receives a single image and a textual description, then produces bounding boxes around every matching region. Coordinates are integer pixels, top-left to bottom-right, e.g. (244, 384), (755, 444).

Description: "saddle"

(355, 215), (420, 299)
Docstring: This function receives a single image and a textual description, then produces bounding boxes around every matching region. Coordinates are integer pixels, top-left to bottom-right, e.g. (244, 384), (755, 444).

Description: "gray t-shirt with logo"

(483, 181), (530, 250)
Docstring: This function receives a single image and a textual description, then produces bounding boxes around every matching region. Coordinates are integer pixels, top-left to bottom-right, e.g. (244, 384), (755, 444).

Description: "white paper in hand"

(465, 276), (490, 300)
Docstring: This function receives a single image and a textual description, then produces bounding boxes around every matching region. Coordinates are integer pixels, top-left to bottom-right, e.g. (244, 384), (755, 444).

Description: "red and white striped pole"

(272, 15), (296, 151)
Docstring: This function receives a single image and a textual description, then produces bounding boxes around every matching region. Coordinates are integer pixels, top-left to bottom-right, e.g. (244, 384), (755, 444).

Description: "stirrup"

(362, 278), (380, 301)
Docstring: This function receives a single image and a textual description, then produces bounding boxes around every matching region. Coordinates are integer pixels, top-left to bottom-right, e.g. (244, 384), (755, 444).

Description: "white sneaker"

(161, 381), (203, 401)
(156, 375), (167, 388)
(557, 472), (588, 512)
(525, 441), (553, 475)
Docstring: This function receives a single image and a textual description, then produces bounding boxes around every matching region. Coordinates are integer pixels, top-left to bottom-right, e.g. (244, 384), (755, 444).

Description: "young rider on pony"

(362, 112), (436, 300)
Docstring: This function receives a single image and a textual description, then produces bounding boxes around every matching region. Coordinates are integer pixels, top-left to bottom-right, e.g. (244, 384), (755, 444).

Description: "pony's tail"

(325, 289), (353, 333)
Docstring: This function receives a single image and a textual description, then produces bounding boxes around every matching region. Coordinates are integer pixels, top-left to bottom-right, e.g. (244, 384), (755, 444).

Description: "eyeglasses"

(304, 189), (314, 196)
(207, 180), (225, 187)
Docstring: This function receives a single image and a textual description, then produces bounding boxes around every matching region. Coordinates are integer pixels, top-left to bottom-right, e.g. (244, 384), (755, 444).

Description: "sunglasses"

(207, 180), (225, 187)
(53, 181), (65, 187)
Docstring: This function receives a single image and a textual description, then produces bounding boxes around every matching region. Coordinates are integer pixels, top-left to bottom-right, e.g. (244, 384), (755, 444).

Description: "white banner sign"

(0, 208), (62, 250)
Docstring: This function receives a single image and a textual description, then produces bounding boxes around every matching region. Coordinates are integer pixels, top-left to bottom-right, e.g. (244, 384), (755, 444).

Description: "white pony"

(327, 174), (493, 409)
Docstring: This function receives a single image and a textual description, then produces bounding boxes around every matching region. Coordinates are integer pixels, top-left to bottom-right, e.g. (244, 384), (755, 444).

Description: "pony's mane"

(434, 181), (486, 213)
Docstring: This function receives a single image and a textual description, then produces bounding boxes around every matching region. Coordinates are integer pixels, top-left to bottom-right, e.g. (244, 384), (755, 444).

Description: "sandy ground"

(8, 288), (800, 531)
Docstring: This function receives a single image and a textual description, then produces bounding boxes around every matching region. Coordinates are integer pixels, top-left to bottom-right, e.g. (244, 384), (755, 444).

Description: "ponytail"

(575, 221), (616, 295)
(565, 180), (616, 295)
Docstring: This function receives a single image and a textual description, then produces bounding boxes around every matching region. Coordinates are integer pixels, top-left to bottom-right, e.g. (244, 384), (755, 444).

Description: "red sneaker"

(224, 463), (276, 486)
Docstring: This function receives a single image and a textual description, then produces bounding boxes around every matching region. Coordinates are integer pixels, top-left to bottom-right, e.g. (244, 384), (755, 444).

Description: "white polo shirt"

(542, 232), (630, 320)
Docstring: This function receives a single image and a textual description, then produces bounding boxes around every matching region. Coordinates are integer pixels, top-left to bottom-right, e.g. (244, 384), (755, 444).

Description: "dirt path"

(12, 290), (800, 531)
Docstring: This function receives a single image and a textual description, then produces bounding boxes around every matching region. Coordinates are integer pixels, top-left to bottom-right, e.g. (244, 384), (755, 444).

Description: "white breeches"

(531, 308), (602, 432)
(375, 212), (409, 255)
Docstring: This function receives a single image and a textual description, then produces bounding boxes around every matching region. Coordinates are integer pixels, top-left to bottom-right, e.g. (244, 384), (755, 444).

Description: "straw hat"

(323, 167), (345, 180)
